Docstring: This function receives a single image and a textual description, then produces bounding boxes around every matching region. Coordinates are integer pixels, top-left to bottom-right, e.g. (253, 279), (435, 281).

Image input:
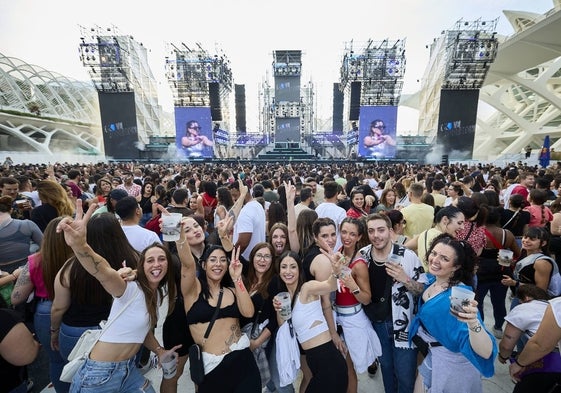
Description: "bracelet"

(515, 358), (526, 368)
(352, 288), (360, 295)
(11, 273), (17, 281)
(50, 327), (59, 333)
(498, 353), (509, 361)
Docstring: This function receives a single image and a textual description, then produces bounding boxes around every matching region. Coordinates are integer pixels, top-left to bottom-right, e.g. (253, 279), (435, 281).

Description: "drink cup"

(449, 286), (475, 317)
(498, 249), (514, 267)
(388, 254), (402, 265)
(160, 351), (177, 379)
(340, 266), (352, 280)
(161, 213), (183, 241)
(277, 292), (292, 320)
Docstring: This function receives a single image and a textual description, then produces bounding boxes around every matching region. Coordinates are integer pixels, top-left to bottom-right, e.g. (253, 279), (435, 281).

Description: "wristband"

(498, 353), (509, 361)
(515, 358), (526, 368)
(352, 288), (361, 295)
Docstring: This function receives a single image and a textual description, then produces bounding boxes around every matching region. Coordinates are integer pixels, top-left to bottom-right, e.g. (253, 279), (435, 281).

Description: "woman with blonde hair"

(31, 180), (75, 232)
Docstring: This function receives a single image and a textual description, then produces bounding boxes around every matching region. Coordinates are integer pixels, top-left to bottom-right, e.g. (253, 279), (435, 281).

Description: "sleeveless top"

(292, 295), (328, 343)
(302, 244), (322, 282)
(335, 258), (366, 306)
(185, 287), (240, 325)
(28, 253), (48, 299)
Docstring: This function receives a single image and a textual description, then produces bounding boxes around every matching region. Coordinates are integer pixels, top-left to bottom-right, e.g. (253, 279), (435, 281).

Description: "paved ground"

(39, 295), (516, 393)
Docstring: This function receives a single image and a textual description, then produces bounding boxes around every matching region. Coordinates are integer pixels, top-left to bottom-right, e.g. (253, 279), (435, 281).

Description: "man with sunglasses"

(363, 119), (396, 158)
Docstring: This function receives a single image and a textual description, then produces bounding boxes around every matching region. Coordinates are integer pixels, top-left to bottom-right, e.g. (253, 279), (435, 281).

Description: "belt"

(334, 303), (362, 316)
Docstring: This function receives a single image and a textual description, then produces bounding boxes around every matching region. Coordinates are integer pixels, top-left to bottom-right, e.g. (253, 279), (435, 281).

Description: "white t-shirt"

(102, 282), (150, 343)
(505, 299), (549, 340)
(233, 199), (266, 261)
(121, 225), (162, 252)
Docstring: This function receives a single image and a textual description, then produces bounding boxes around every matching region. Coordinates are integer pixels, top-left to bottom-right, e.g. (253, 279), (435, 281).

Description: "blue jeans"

(371, 320), (417, 393)
(59, 323), (101, 361)
(265, 342), (295, 393)
(34, 300), (70, 393)
(475, 280), (508, 329)
(140, 212), (152, 228)
(70, 356), (155, 393)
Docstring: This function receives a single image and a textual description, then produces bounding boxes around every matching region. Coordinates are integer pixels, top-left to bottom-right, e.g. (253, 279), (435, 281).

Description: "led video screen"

(174, 106), (214, 159)
(358, 105), (398, 159)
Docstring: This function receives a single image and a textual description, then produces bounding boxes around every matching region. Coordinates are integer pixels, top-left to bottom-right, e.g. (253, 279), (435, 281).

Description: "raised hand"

(229, 246), (243, 280)
(56, 199), (96, 250)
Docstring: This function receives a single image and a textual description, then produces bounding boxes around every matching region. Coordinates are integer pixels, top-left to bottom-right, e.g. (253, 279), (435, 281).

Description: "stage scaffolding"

(78, 25), (162, 145)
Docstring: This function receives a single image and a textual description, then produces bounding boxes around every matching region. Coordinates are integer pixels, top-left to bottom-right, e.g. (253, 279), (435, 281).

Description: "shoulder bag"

(188, 288), (223, 385)
(60, 287), (140, 383)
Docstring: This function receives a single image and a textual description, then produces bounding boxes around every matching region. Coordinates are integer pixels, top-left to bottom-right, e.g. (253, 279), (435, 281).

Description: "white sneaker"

(138, 353), (158, 374)
(493, 327), (503, 339)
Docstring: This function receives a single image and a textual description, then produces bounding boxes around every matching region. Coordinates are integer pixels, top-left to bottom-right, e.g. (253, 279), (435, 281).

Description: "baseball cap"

(109, 189), (128, 201)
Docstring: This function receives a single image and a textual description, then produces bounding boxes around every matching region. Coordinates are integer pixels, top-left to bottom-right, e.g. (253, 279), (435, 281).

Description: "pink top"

(28, 253), (48, 299)
(524, 204), (553, 227)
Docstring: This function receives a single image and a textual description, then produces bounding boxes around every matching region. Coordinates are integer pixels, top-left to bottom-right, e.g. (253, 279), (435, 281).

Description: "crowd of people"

(2, 158), (561, 392)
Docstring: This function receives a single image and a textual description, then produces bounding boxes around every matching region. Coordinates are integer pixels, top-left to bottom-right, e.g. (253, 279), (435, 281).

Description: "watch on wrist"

(469, 323), (482, 333)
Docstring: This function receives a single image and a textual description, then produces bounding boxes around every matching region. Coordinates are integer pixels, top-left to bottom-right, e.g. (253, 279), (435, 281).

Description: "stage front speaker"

(209, 82), (222, 121)
(349, 81), (361, 121)
(235, 84), (246, 133)
(441, 154), (449, 166)
(332, 83), (344, 134)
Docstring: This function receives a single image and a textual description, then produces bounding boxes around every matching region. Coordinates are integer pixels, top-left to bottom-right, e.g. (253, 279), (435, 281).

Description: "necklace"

(426, 281), (448, 299)
(372, 258), (387, 267)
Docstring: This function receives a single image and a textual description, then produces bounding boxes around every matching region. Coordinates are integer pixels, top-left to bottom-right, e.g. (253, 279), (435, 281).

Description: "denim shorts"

(70, 356), (155, 393)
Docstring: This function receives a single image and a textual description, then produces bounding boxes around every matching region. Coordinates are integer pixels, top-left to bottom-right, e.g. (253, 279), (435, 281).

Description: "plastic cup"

(449, 286), (475, 317)
(161, 213), (182, 241)
(277, 292), (292, 320)
(15, 199), (27, 208)
(498, 249), (514, 267)
(340, 266), (352, 279)
(160, 352), (177, 379)
(388, 254), (402, 265)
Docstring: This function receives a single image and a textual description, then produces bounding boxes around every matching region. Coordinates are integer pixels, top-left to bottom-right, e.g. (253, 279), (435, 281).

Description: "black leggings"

(197, 348), (261, 393)
(514, 372), (561, 393)
(305, 341), (348, 393)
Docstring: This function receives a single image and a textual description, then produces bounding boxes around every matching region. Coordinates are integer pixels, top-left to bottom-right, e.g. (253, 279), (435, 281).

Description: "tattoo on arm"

(404, 280), (424, 296)
(76, 250), (102, 275)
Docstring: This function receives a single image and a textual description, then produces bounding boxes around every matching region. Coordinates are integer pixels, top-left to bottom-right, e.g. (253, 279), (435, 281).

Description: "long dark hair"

(137, 243), (176, 326)
(60, 213), (140, 305)
(198, 245), (232, 300)
(427, 233), (477, 288)
(247, 242), (275, 298)
(278, 250), (305, 307)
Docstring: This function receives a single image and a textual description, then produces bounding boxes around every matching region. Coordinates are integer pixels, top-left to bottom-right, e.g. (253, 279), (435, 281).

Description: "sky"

(0, 0), (554, 134)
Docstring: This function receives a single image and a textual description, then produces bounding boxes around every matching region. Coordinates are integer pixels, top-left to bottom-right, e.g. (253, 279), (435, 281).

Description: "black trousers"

(198, 347), (261, 393)
(304, 341), (348, 393)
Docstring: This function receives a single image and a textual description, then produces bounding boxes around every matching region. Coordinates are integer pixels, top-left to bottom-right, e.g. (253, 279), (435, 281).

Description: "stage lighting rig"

(443, 18), (499, 89)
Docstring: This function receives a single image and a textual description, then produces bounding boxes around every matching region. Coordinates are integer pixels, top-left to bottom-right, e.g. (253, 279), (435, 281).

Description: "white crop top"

(99, 282), (150, 344)
(291, 295), (329, 343)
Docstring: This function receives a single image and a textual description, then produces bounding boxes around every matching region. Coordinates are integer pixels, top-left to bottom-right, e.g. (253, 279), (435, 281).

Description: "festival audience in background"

(3, 158), (561, 392)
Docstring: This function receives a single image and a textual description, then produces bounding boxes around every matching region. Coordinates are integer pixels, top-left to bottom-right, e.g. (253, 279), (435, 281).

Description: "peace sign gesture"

(229, 246), (243, 280)
(56, 199), (96, 250)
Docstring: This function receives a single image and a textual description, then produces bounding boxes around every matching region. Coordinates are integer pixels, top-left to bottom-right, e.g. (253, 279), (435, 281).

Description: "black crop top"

(185, 287), (241, 325)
